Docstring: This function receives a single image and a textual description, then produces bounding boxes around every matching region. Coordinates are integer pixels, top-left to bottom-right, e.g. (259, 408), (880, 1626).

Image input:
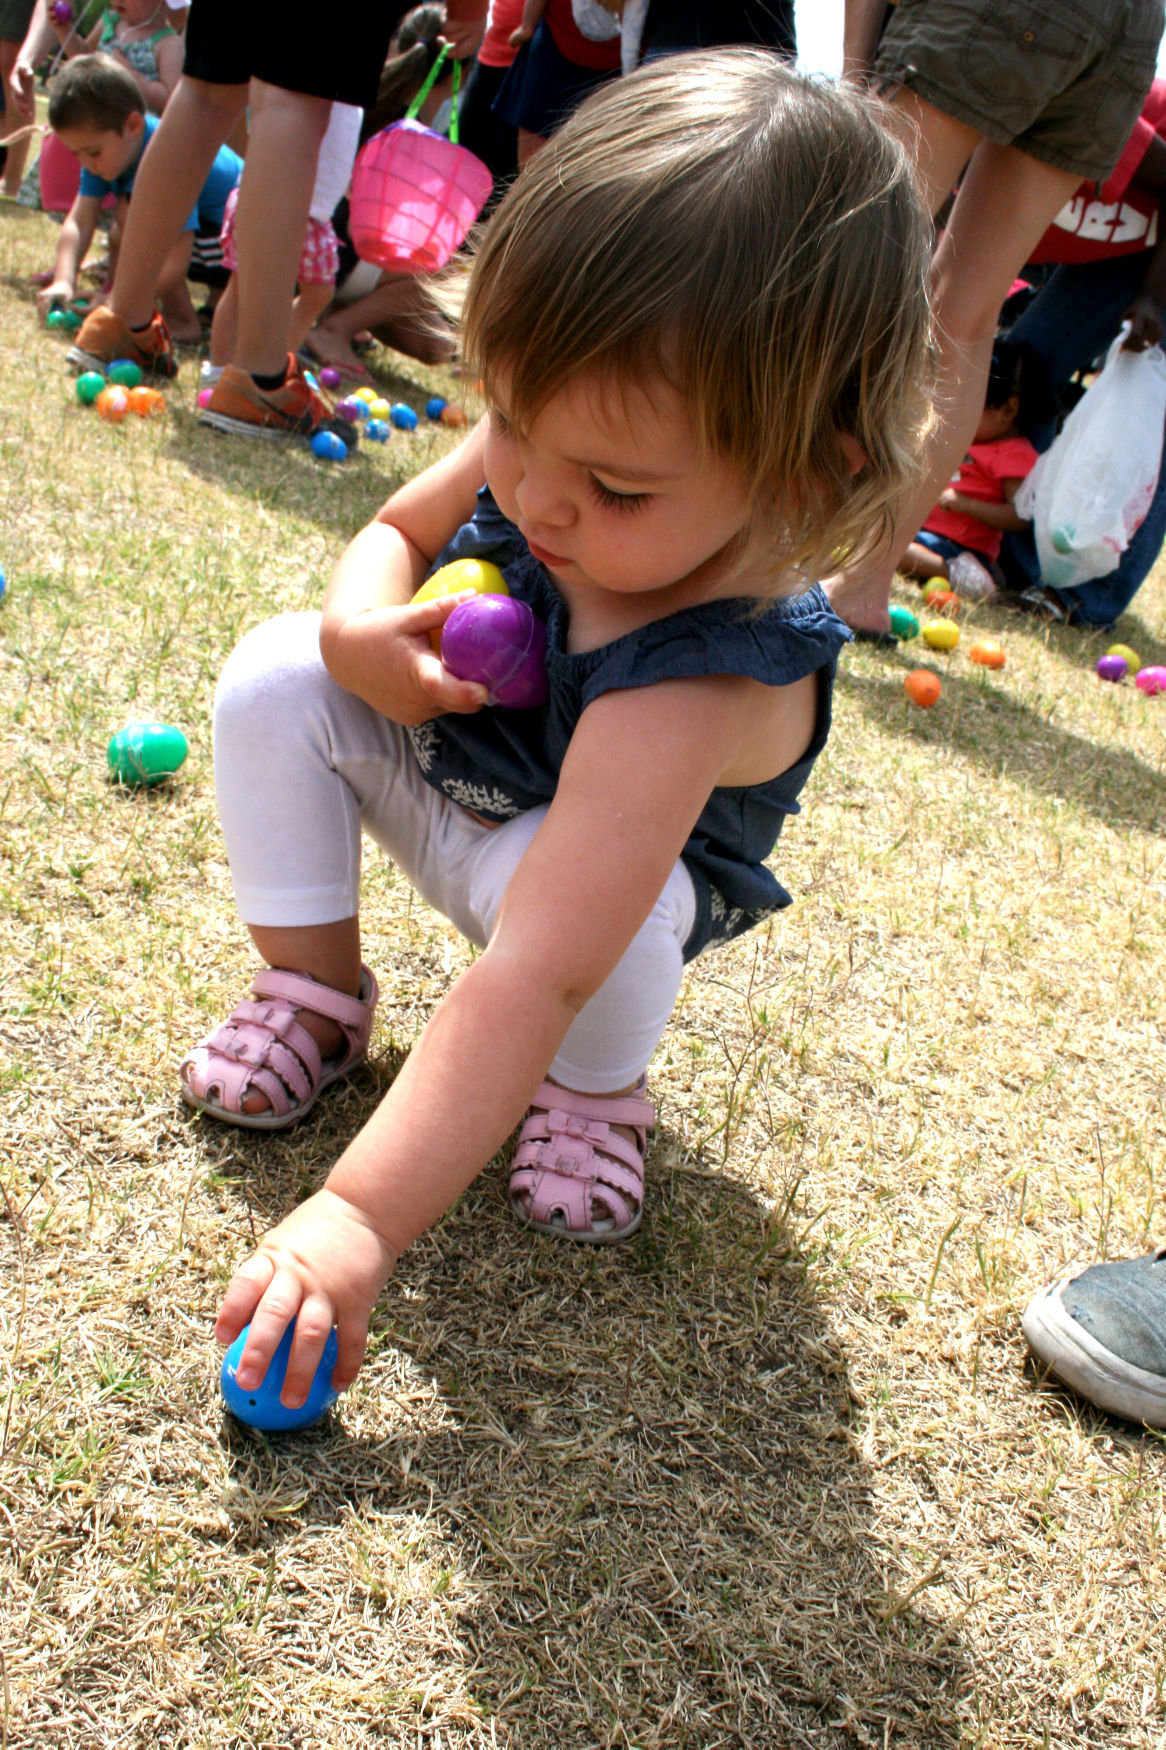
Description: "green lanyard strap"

(405, 42), (462, 143)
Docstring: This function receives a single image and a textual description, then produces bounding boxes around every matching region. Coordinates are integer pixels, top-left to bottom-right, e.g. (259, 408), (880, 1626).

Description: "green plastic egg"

(76, 371), (106, 405)
(107, 721), (188, 786)
(889, 605), (919, 640)
(108, 358), (144, 389)
(46, 308), (68, 330)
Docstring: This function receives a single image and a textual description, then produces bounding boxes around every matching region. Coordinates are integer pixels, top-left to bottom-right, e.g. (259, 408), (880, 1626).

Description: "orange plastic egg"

(904, 669), (941, 707)
(440, 405), (467, 427)
(96, 385), (130, 422)
(926, 588), (959, 614)
(969, 639), (1006, 669)
(128, 385), (165, 417)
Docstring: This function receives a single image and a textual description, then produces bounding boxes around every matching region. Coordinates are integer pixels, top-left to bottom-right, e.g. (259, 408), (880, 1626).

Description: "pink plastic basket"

(348, 49), (493, 274)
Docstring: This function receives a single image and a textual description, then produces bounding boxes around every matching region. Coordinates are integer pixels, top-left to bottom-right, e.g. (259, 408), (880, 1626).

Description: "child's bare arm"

(216, 670), (815, 1404)
(36, 193), (100, 315)
(938, 482), (1029, 532)
(319, 417), (493, 722)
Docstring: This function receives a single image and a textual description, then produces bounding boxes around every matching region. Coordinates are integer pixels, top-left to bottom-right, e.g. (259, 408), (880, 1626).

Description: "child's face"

(974, 397), (1020, 444)
(56, 114), (145, 182)
(484, 374), (754, 599)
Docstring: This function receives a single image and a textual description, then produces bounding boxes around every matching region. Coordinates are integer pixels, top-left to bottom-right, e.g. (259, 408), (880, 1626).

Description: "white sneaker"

(948, 551), (999, 603)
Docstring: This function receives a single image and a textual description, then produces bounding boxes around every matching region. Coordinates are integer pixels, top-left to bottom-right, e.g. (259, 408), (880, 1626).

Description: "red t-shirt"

(923, 434), (1038, 562)
(545, 0), (622, 70)
(479, 0), (525, 67)
(1028, 80), (1166, 265)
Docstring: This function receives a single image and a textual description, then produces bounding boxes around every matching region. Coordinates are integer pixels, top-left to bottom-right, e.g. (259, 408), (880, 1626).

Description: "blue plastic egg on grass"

(311, 430), (348, 462)
(107, 721), (188, 786)
(389, 402), (418, 431)
(0, 569), (6, 601)
(426, 396), (448, 420)
(364, 418), (390, 443)
(108, 358), (143, 389)
(221, 1321), (340, 1432)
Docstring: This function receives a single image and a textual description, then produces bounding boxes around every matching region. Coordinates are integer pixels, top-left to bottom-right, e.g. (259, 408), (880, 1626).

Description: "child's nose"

(514, 467), (575, 529)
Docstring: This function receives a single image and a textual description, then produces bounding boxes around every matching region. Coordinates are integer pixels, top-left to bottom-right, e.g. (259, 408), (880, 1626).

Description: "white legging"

(213, 614), (697, 1094)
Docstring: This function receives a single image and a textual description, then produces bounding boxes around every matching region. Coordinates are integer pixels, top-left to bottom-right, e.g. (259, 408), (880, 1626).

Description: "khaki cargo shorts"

(873, 0), (1165, 181)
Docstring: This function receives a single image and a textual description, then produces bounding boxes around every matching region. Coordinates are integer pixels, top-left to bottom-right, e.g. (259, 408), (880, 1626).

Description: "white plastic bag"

(1014, 331), (1166, 590)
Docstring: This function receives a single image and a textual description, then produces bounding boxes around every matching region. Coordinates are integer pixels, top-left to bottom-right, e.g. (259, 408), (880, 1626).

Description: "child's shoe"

(198, 355), (358, 448)
(947, 550), (999, 603)
(67, 306), (178, 378)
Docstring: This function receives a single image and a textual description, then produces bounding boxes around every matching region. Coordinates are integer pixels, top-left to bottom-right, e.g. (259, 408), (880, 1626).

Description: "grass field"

(2, 197), (1166, 1750)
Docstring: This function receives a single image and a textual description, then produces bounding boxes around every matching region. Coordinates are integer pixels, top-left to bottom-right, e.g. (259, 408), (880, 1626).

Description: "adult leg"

(155, 231), (202, 342)
(109, 75), (247, 329)
(827, 94), (1081, 634)
(0, 39), (30, 197)
(229, 78), (331, 379)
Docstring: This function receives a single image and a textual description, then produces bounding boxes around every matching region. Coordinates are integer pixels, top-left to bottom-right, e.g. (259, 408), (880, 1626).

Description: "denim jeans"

(1002, 253), (1166, 627)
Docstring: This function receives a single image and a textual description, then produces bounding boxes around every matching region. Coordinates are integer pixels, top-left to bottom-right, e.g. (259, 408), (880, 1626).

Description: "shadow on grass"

(839, 652), (1165, 838)
(206, 1095), (969, 1749)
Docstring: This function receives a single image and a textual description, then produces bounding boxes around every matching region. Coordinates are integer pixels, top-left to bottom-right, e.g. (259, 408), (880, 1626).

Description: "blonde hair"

(462, 49), (935, 591)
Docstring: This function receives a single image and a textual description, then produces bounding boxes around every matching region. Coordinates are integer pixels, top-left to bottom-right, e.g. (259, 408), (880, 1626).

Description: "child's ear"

(838, 433), (867, 476)
(124, 111), (145, 140)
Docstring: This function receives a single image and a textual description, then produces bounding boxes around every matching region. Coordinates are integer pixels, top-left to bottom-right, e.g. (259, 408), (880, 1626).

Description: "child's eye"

(590, 478), (649, 515)
(490, 408), (513, 438)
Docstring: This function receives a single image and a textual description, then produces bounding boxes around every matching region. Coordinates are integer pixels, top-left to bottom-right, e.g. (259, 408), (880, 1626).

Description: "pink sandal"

(509, 1079), (654, 1243)
(180, 965), (378, 1131)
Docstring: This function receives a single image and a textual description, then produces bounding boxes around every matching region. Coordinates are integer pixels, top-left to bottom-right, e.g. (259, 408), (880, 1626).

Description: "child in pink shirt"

(900, 340), (1047, 602)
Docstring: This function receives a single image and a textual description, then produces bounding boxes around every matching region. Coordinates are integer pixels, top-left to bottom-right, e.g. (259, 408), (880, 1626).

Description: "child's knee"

(214, 612), (326, 734)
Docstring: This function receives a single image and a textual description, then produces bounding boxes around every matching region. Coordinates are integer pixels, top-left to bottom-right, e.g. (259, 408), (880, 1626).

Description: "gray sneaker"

(1022, 1250), (1166, 1426)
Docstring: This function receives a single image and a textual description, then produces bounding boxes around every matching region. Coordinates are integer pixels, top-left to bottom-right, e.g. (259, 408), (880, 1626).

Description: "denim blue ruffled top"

(408, 488), (851, 961)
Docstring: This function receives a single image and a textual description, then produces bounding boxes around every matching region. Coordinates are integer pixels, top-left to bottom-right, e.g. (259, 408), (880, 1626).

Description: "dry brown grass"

(2, 200), (1166, 1749)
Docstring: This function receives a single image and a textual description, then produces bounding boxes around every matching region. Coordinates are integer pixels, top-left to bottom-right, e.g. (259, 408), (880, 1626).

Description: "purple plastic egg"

(441, 594), (549, 709)
(1135, 664), (1166, 695)
(335, 397), (362, 421)
(319, 365), (341, 390)
(1096, 654), (1127, 683)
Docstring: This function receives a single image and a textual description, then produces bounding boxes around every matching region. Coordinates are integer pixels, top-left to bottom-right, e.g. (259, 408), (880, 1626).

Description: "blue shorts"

(915, 530), (966, 562)
(492, 19), (617, 139)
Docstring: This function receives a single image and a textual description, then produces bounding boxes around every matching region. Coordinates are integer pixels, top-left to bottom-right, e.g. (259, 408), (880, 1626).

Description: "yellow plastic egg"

(1107, 642), (1140, 672)
(922, 619), (960, 651)
(413, 559), (509, 651)
(352, 386), (378, 404)
(366, 397), (392, 420)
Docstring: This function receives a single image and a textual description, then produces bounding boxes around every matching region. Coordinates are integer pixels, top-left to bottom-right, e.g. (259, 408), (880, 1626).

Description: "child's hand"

(36, 280), (75, 320)
(325, 590), (491, 724)
(938, 487), (965, 512)
(215, 1188), (400, 1407)
(1122, 294), (1164, 353)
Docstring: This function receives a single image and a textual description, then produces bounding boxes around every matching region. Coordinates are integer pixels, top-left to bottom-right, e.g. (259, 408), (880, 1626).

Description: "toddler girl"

(900, 340), (1051, 603)
(187, 49), (934, 1409)
(51, 0), (181, 113)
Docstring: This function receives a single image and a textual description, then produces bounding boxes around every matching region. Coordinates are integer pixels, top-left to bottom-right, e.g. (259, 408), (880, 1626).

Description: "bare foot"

(304, 325), (372, 382)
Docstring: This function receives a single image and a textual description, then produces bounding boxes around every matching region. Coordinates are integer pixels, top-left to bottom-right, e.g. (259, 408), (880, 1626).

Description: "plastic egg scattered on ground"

(46, 307), (69, 330)
(426, 396), (448, 420)
(108, 358), (144, 389)
(364, 418), (390, 442)
(221, 1322), (340, 1432)
(1096, 654), (1128, 683)
(96, 385), (130, 422)
(969, 639), (1006, 669)
(921, 619), (959, 651)
(76, 370), (106, 404)
(352, 386), (377, 404)
(904, 670), (941, 707)
(310, 430), (348, 461)
(926, 588), (959, 614)
(128, 385), (165, 417)
(921, 578), (948, 601)
(1136, 665), (1166, 695)
(334, 396), (363, 421)
(389, 402), (418, 430)
(441, 594), (549, 708)
(196, 387), (214, 409)
(366, 397), (392, 420)
(319, 365), (341, 390)
(889, 605), (919, 640)
(440, 405), (467, 427)
(1107, 642), (1140, 671)
(0, 569), (6, 601)
(107, 721), (188, 785)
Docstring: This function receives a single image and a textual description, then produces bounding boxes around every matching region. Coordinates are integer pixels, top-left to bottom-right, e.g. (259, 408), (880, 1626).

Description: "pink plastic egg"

(441, 594), (549, 708)
(197, 387), (214, 408)
(1135, 665), (1166, 695)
